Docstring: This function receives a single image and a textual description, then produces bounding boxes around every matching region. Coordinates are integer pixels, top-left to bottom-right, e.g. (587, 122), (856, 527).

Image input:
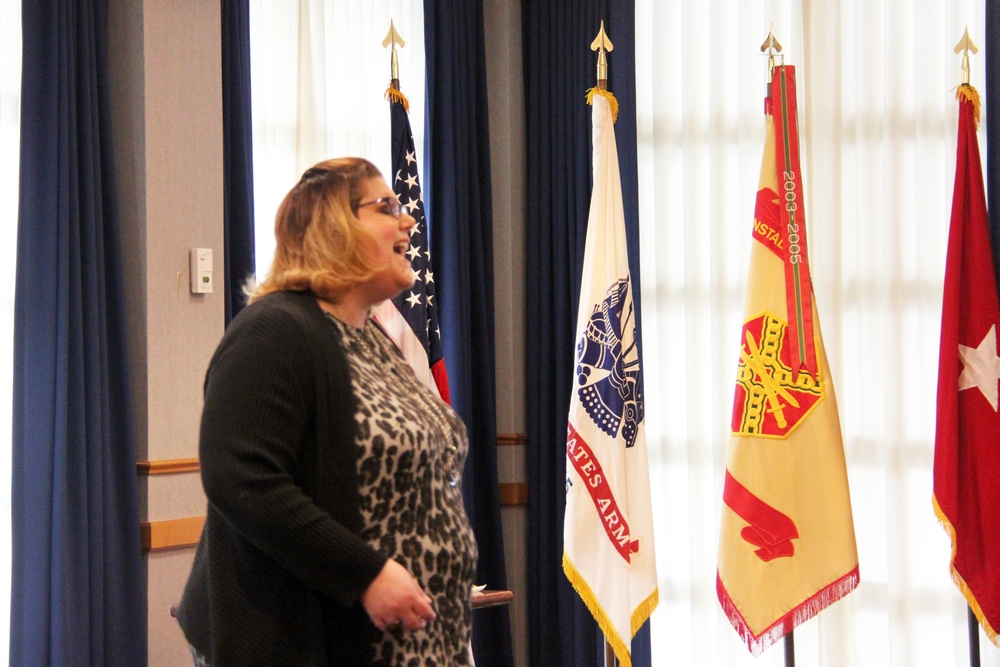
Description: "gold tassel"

(956, 84), (981, 130)
(630, 588), (659, 637)
(563, 552), (633, 667)
(586, 87), (619, 124)
(933, 494), (1000, 645)
(384, 86), (410, 112)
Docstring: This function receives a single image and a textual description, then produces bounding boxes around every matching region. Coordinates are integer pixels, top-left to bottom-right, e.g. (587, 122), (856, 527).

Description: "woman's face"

(355, 176), (417, 304)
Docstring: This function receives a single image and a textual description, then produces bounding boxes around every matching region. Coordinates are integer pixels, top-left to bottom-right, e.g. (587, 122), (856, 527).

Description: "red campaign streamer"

(770, 66), (816, 376)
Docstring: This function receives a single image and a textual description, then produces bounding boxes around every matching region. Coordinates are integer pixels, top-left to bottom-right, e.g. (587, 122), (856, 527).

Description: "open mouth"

(394, 241), (409, 255)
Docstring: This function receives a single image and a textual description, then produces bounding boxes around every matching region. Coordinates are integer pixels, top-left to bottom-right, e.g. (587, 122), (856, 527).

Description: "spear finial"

(591, 20), (614, 90)
(954, 27), (981, 128)
(760, 24), (783, 85)
(586, 21), (618, 122)
(382, 19), (406, 90)
(954, 26), (978, 86)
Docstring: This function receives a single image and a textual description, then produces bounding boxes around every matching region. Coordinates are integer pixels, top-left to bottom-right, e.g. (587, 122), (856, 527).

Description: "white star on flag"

(958, 323), (1000, 411)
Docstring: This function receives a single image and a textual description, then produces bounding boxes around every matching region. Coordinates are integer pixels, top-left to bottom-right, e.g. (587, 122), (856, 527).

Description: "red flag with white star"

(933, 84), (1000, 645)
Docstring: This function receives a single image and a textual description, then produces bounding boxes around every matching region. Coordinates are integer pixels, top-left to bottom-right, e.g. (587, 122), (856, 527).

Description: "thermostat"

(190, 248), (213, 294)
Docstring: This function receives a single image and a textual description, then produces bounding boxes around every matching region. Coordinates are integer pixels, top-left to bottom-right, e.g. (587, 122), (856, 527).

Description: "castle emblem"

(731, 311), (824, 438)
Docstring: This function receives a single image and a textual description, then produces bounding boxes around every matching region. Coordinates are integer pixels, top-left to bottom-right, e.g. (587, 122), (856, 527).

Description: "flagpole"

(382, 19), (405, 92)
(592, 20), (611, 92)
(761, 28), (797, 667)
(784, 630), (795, 667)
(592, 20), (618, 667)
(952, 29), (984, 667)
(374, 22), (452, 403)
(604, 641), (617, 667)
(760, 24), (782, 89)
(967, 607), (982, 667)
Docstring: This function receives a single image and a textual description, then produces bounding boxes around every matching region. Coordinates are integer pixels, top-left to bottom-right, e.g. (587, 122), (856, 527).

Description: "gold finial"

(954, 26), (979, 86)
(760, 24), (783, 84)
(591, 20), (614, 90)
(382, 20), (406, 88)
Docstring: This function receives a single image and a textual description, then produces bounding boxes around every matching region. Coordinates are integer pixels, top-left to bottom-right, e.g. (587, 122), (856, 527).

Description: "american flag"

(371, 95), (450, 403)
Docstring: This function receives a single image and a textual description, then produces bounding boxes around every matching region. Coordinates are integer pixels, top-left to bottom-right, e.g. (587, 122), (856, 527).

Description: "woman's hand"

(361, 559), (436, 631)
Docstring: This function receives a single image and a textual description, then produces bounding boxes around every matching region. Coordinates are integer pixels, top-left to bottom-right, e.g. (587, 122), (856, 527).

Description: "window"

(249, 0), (425, 279)
(636, 1), (997, 664)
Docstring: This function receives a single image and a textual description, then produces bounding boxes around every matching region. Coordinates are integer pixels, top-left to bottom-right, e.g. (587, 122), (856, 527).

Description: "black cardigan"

(177, 290), (389, 665)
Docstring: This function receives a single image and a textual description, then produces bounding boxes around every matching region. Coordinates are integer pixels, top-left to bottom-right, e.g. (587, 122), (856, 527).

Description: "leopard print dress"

(329, 314), (478, 666)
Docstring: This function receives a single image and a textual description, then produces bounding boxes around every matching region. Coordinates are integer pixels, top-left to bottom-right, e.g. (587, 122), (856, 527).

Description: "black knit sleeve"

(197, 298), (386, 607)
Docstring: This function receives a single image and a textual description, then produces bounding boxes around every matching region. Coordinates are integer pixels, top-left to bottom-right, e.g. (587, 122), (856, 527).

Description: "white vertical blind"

(0, 0), (19, 659)
(636, 1), (1000, 665)
(248, 0), (425, 279)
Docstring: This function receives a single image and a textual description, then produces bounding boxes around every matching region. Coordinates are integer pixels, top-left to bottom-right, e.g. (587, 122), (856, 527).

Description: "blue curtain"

(423, 1), (513, 665)
(221, 0), (256, 324)
(11, 1), (146, 665)
(988, 0), (1000, 283)
(522, 2), (650, 665)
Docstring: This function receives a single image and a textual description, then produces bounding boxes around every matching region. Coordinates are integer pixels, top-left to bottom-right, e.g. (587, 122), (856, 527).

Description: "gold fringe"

(933, 494), (1000, 646)
(631, 588), (659, 636)
(956, 84), (981, 130)
(563, 551), (659, 667)
(384, 86), (410, 112)
(586, 87), (619, 124)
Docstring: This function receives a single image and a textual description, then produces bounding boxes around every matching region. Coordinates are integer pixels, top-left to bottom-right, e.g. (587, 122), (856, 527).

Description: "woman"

(176, 158), (478, 666)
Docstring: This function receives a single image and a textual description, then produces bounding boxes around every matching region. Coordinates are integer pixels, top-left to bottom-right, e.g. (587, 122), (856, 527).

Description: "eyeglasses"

(356, 196), (404, 218)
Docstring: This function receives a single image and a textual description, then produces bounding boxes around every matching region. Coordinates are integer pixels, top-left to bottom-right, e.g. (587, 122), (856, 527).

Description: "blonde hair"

(248, 158), (383, 303)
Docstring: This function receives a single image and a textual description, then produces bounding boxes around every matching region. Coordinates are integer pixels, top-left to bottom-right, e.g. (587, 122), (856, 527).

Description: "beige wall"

(109, 0), (528, 664)
(110, 0), (222, 664)
(484, 0), (528, 665)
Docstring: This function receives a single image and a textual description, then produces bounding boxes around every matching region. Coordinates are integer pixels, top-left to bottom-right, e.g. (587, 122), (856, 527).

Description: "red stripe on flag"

(566, 422), (639, 564)
(723, 470), (798, 562)
(431, 360), (450, 405)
